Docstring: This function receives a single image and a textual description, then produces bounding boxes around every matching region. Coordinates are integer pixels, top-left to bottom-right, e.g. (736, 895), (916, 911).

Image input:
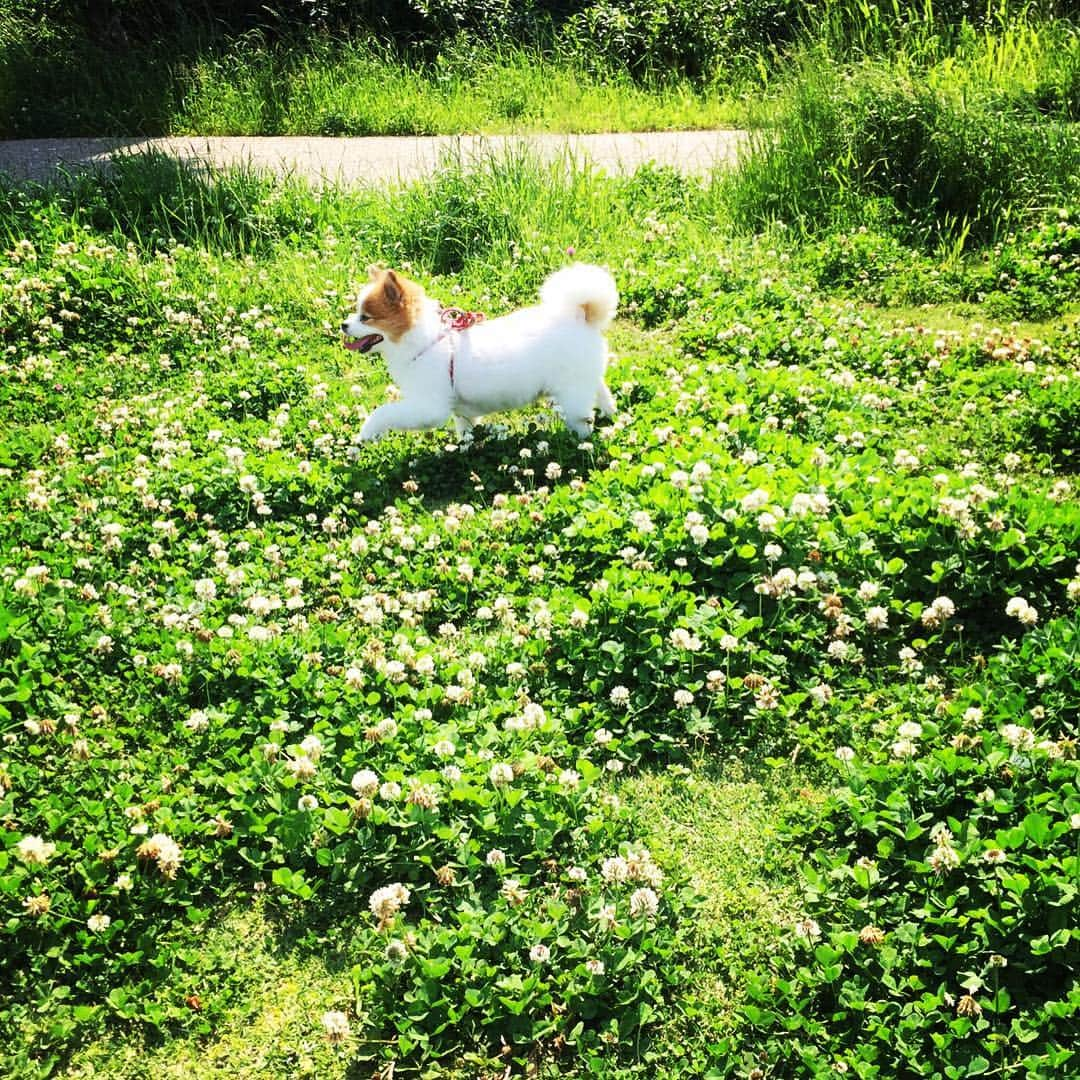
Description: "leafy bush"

(733, 617), (1080, 1077)
(726, 57), (1080, 243)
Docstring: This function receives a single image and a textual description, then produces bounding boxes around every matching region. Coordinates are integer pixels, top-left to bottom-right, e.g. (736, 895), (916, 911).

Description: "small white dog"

(341, 264), (619, 441)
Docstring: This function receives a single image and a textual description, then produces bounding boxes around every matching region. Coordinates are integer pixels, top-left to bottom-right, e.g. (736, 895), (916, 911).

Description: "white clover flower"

(609, 686), (630, 708)
(529, 943), (551, 964)
(522, 702), (546, 728)
(184, 709), (210, 733)
(601, 856), (630, 884)
(1000, 724), (1035, 751)
(16, 835), (57, 866)
(286, 755), (317, 781)
(369, 883), (410, 925)
(406, 782), (439, 810)
(834, 746), (855, 763)
(932, 596), (956, 618)
(898, 646), (923, 675)
(501, 878), (527, 905)
(689, 524), (710, 546)
(1005, 596), (1038, 626)
(299, 734), (323, 761)
(928, 844), (960, 874)
(379, 781), (401, 801)
(669, 627), (702, 652)
(741, 488), (770, 511)
(87, 913), (111, 933)
(297, 794), (319, 812)
(629, 887), (660, 918)
(321, 1010), (350, 1043)
(194, 577), (217, 601)
(351, 770), (379, 796)
(929, 822), (953, 844)
(488, 763), (514, 787)
(486, 849), (506, 869)
(596, 904), (618, 931)
(136, 833), (183, 878)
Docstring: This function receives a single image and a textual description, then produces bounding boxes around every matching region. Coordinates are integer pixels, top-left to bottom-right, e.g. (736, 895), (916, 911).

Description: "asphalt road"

(0, 130), (748, 186)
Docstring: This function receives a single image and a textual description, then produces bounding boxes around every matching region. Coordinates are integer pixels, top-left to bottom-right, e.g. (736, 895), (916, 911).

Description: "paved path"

(0, 131), (746, 186)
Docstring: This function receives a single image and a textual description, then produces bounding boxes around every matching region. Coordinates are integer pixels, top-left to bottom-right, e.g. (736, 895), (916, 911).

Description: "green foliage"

(6, 1), (1080, 138)
(728, 619), (1080, 1077)
(1, 158), (1079, 1077)
(727, 55), (1080, 243)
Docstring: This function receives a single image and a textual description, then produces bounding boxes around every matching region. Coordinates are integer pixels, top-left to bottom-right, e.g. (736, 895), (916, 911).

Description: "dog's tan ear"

(383, 270), (403, 305)
(367, 264), (381, 281)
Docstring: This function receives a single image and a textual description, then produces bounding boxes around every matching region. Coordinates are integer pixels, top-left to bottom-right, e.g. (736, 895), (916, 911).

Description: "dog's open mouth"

(343, 333), (383, 353)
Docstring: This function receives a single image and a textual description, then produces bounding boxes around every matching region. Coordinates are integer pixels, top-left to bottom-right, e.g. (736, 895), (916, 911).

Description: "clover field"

(1, 156), (1079, 1079)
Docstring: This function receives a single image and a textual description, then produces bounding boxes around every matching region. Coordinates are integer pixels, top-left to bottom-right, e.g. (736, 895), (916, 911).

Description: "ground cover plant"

(1, 152), (1079, 1078)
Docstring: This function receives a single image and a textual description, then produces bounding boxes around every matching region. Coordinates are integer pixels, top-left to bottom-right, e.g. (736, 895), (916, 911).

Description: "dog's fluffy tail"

(539, 263), (618, 331)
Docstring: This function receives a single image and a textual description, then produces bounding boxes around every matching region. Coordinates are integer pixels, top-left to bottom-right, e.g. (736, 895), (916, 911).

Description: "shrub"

(726, 57), (1080, 243)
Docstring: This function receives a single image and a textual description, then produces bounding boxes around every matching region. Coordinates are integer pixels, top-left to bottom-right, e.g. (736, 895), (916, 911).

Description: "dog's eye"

(359, 313), (371, 323)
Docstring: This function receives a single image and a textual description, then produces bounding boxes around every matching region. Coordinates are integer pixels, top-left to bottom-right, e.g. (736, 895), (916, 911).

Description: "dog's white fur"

(342, 264), (619, 441)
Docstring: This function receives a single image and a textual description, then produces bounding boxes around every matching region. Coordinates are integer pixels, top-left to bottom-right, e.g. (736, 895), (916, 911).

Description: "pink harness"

(416, 307), (485, 388)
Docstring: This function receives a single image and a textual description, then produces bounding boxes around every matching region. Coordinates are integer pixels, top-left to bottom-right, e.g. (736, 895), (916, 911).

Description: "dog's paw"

(358, 418), (385, 442)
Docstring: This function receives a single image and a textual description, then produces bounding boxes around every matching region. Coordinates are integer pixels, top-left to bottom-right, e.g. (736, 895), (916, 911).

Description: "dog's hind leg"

(452, 413), (477, 439)
(552, 388), (597, 439)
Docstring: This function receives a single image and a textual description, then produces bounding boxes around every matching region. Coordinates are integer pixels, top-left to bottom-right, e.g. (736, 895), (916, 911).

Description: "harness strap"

(413, 307), (485, 389)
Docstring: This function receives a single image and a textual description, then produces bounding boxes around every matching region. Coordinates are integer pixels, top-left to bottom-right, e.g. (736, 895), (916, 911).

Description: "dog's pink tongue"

(343, 334), (382, 352)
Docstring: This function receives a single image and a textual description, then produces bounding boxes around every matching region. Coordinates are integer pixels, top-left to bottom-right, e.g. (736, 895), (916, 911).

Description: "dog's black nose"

(340, 321), (349, 333)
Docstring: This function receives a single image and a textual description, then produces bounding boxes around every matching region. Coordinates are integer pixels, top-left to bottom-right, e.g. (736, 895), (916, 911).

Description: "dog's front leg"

(358, 400), (452, 441)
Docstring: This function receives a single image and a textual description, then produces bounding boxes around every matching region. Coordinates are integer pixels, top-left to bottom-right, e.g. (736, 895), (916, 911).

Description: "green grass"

(621, 761), (807, 1053)
(59, 760), (808, 1078)
(2, 154), (1079, 1078)
(61, 903), (357, 1079)
(175, 41), (743, 137)
(7, 6), (1077, 141)
(0, 31), (745, 138)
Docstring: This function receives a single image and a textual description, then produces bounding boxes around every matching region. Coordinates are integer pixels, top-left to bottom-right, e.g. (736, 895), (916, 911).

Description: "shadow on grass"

(331, 418), (615, 520)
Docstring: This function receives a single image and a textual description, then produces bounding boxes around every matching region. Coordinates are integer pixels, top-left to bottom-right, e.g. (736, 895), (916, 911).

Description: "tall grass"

(176, 38), (740, 136)
(727, 12), (1080, 243)
(0, 149), (727, 270)
(3, 2), (1077, 137)
(0, 27), (744, 138)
